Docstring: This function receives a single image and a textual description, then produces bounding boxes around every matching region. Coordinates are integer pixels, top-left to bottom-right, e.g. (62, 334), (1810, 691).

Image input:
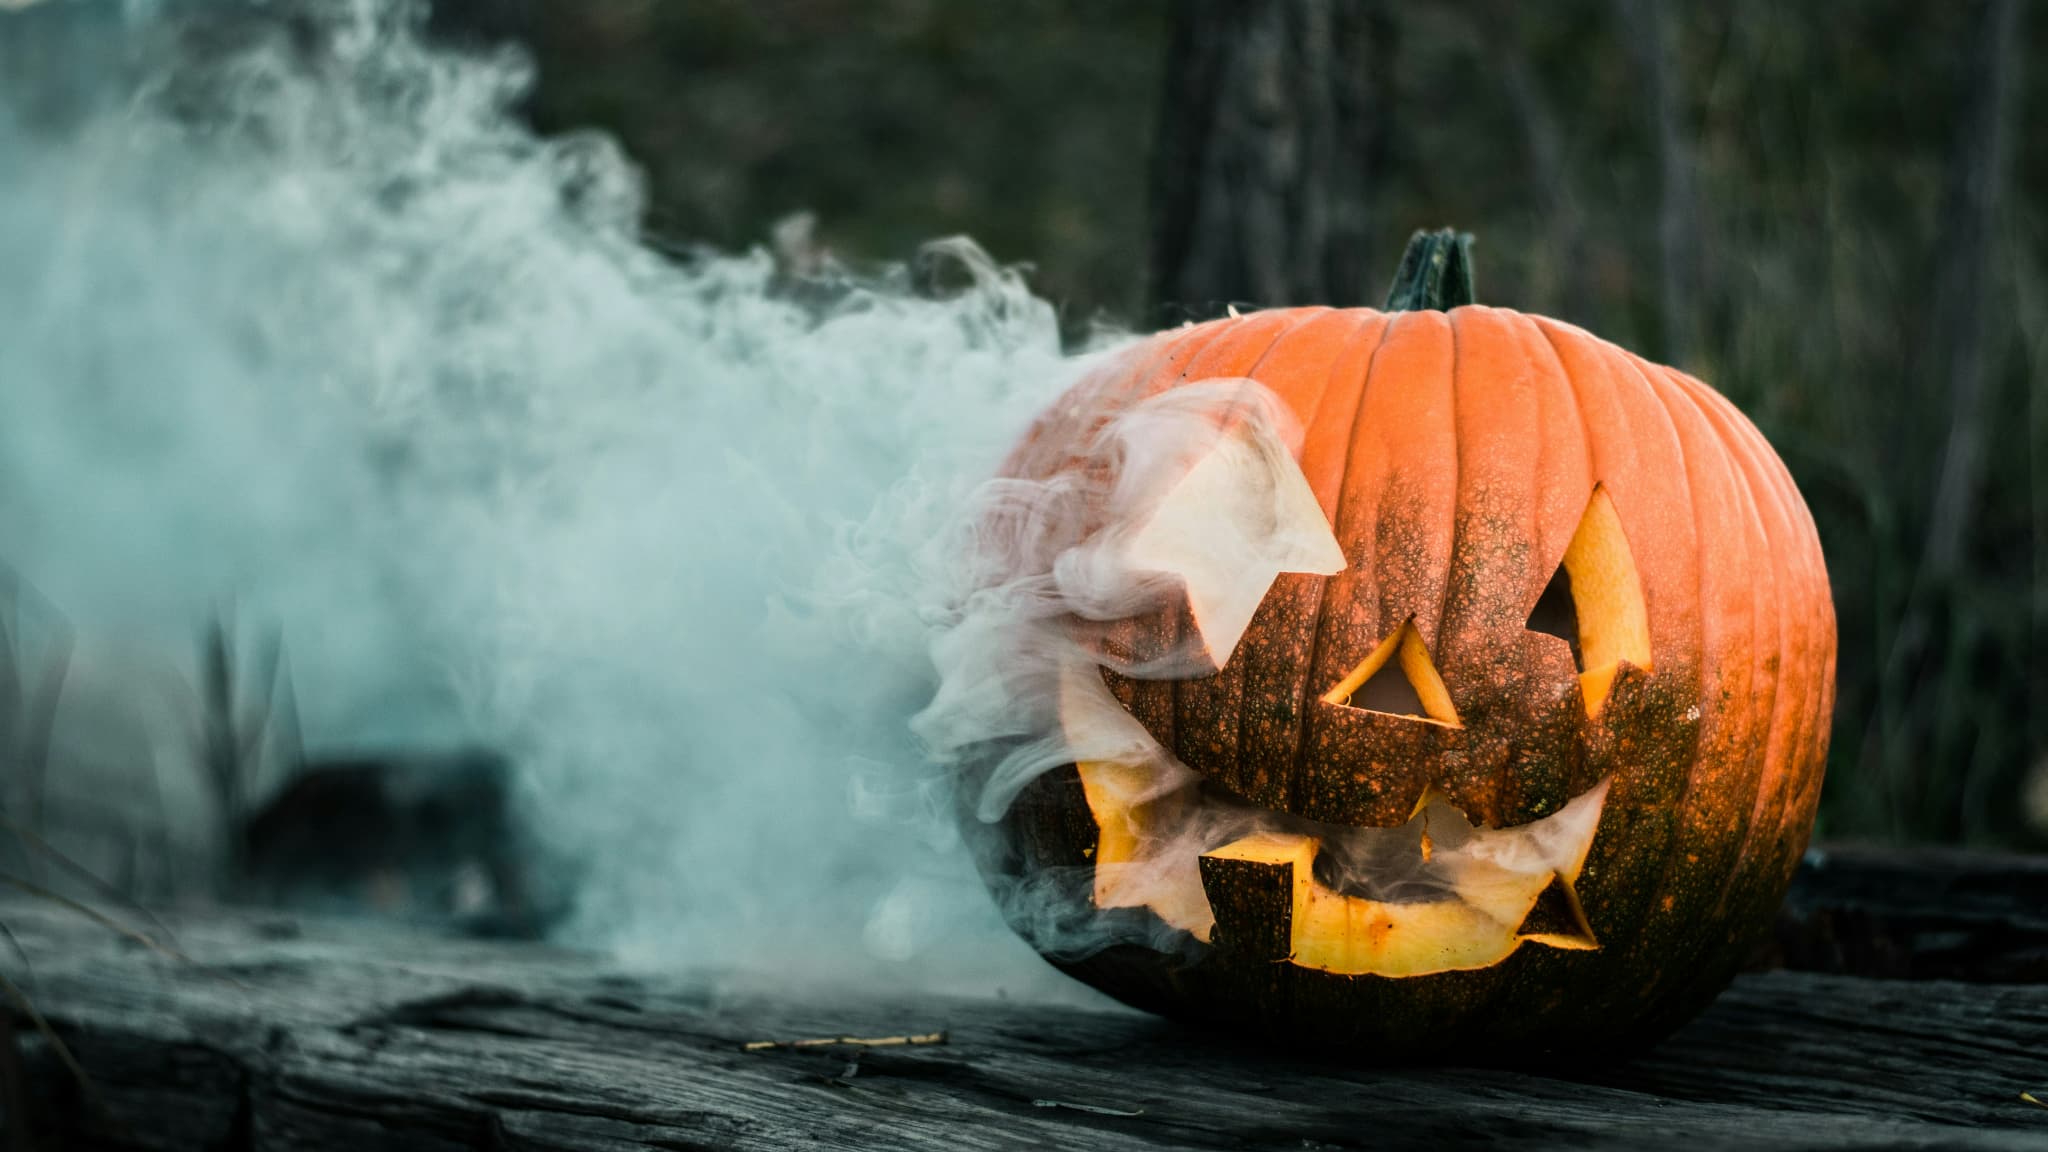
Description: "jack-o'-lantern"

(975, 232), (1836, 1060)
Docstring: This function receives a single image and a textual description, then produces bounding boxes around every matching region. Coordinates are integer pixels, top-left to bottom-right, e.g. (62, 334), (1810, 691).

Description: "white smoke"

(911, 371), (1342, 956)
(0, 0), (1122, 996)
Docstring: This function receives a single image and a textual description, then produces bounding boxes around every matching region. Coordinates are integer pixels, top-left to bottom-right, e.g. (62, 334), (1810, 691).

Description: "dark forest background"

(427, 0), (2046, 848)
(4, 0), (2044, 853)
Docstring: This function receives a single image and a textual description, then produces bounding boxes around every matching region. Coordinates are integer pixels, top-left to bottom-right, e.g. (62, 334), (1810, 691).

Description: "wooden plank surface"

(4, 863), (2047, 1151)
(1766, 843), (2048, 982)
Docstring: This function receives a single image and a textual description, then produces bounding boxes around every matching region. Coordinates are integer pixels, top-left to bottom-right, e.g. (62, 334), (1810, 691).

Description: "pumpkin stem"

(1383, 229), (1476, 312)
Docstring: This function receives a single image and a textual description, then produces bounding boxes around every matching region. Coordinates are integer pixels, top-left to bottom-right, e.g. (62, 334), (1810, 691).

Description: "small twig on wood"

(2022, 1091), (2046, 1110)
(742, 1030), (946, 1052)
(1033, 1098), (1146, 1117)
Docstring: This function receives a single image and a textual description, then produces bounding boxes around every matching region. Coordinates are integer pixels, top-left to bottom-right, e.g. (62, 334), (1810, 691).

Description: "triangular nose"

(1349, 645), (1429, 717)
(1321, 618), (1460, 727)
(1117, 398), (1346, 670)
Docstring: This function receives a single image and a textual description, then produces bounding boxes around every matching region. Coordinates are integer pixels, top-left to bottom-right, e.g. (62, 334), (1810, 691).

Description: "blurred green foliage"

(458, 0), (2045, 847)
(437, 0), (1167, 329)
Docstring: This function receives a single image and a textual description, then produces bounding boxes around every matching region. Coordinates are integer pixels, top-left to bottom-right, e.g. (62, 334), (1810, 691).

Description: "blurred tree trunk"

(1615, 0), (1700, 367)
(1476, 0), (1592, 325)
(1921, 0), (2023, 584)
(1148, 0), (1392, 320)
(1875, 0), (2025, 838)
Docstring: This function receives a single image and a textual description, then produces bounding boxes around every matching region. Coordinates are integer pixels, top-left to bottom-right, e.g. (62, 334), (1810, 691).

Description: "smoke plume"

(0, 0), (1125, 997)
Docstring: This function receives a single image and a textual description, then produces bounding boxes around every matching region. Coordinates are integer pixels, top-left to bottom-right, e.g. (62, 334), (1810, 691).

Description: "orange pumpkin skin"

(994, 303), (1837, 1060)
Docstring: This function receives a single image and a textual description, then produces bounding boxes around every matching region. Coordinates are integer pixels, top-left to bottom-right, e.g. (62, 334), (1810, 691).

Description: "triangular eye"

(1321, 619), (1461, 728)
(1116, 398), (1346, 671)
(1527, 485), (1653, 716)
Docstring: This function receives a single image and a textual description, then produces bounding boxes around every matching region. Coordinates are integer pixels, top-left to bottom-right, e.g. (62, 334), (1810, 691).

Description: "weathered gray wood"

(5, 886), (2046, 1151)
(1766, 843), (2048, 982)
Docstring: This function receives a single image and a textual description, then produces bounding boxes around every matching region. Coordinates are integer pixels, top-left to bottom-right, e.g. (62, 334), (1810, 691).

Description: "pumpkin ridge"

(1526, 319), (1557, 626)
(1230, 311), (1396, 812)
(1120, 321), (1256, 758)
(1613, 353), (1761, 1008)
(1292, 311), (1401, 819)
(1568, 341), (1710, 990)
(1435, 306), (1543, 824)
(1662, 366), (1810, 931)
(1651, 364), (1826, 1037)
(1498, 311), (1599, 823)
(1531, 317), (1692, 811)
(1224, 309), (1351, 804)
(1523, 309), (1597, 610)
(1521, 323), (1605, 700)
(1719, 522), (1818, 981)
(1669, 371), (1835, 854)
(1649, 362), (1784, 971)
(1168, 315), (1307, 791)
(1267, 312), (1393, 817)
(1528, 316), (1601, 516)
(1564, 317), (1712, 668)
(1604, 339), (1709, 670)
(1104, 321), (1241, 759)
(1270, 311), (1370, 468)
(1430, 307), (1469, 656)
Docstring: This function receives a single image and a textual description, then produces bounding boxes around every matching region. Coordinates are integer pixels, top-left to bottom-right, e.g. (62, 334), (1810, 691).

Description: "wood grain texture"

(1764, 843), (2048, 983)
(3, 865), (2045, 1152)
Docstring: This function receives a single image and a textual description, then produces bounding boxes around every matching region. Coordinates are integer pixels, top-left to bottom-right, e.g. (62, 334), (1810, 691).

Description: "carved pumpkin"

(984, 233), (1836, 1059)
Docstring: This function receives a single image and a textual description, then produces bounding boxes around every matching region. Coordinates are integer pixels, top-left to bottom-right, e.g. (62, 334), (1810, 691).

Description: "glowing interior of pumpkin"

(1061, 660), (1609, 978)
(1077, 754), (1606, 976)
(1192, 784), (1605, 975)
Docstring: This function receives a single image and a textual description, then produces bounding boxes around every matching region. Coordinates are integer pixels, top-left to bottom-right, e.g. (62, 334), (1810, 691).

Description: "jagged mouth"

(1072, 752), (1610, 978)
